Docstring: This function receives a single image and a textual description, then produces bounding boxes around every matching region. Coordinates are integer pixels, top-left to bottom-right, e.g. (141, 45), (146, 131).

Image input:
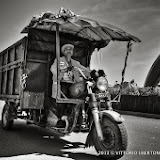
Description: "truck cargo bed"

(0, 37), (26, 100)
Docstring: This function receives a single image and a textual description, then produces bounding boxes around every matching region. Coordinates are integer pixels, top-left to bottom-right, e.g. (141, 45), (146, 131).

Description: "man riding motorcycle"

(50, 43), (90, 98)
(48, 44), (90, 127)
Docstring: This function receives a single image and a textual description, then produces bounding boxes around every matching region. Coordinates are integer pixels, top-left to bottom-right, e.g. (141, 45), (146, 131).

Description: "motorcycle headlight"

(96, 76), (108, 91)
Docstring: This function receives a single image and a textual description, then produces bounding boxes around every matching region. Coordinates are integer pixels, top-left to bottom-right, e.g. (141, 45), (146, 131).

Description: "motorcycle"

(68, 68), (128, 160)
(44, 67), (127, 160)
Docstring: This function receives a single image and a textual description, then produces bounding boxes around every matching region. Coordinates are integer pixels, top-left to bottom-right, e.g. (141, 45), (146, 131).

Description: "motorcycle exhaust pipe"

(90, 93), (104, 141)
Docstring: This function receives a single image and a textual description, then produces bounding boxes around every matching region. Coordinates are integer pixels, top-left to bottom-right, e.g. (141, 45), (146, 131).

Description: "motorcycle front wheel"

(92, 116), (128, 160)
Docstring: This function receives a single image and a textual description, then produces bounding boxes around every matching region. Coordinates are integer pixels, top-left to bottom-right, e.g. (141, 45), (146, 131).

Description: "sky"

(0, 0), (160, 87)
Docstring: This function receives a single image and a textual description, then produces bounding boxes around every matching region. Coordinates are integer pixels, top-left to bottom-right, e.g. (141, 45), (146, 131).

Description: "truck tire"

(1, 104), (13, 130)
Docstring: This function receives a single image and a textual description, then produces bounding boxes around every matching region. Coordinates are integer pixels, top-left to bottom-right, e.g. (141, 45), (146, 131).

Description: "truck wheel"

(92, 117), (128, 160)
(1, 104), (13, 130)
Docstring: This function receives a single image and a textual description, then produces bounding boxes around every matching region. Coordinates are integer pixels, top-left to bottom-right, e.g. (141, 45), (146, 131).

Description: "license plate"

(96, 93), (107, 98)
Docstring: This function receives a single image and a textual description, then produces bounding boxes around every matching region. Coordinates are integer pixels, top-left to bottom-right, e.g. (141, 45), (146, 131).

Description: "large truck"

(0, 26), (97, 109)
(0, 8), (140, 160)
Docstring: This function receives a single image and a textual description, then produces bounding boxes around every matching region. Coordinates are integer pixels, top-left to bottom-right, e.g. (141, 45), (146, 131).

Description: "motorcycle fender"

(100, 110), (125, 123)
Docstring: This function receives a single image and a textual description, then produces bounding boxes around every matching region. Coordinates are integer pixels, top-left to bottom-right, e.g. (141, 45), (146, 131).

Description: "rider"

(48, 44), (90, 127)
(50, 43), (90, 98)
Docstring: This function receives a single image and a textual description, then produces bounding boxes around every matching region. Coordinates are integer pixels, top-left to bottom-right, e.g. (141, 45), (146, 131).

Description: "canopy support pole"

(112, 41), (133, 103)
(121, 41), (132, 84)
(118, 41), (132, 101)
(56, 23), (61, 99)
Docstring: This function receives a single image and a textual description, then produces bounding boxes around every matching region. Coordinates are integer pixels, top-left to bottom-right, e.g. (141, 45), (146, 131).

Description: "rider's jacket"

(50, 56), (90, 98)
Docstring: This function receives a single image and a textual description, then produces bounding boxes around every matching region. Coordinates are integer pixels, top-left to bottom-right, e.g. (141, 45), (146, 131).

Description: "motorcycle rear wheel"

(92, 117), (128, 160)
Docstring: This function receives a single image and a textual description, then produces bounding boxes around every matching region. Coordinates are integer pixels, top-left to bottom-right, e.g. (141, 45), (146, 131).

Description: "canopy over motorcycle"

(22, 8), (141, 42)
(21, 8), (141, 103)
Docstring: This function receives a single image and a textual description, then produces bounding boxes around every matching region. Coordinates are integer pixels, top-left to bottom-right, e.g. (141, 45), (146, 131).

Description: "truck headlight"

(97, 76), (108, 91)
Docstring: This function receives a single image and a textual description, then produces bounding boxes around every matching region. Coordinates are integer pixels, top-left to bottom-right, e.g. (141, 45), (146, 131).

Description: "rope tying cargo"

(20, 73), (28, 89)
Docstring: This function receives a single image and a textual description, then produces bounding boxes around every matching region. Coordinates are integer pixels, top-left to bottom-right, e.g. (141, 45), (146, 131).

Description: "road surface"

(0, 103), (160, 160)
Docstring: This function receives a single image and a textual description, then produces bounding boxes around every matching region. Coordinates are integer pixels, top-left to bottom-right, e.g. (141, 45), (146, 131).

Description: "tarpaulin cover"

(22, 8), (141, 47)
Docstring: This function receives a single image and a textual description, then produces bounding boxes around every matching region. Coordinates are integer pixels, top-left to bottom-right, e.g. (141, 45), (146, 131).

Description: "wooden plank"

(0, 94), (20, 99)
(2, 72), (7, 94)
(19, 38), (27, 98)
(8, 69), (14, 95)
(0, 54), (2, 66)
(19, 38), (28, 109)
(2, 51), (8, 94)
(15, 44), (23, 60)
(1, 72), (4, 94)
(0, 59), (22, 71)
(56, 98), (84, 104)
(12, 67), (21, 95)
(45, 53), (51, 97)
(0, 63), (21, 72)
(27, 58), (48, 64)
(6, 50), (9, 94)
(7, 46), (15, 95)
(8, 48), (15, 63)
(28, 49), (55, 54)
(3, 51), (8, 66)
(0, 54), (2, 93)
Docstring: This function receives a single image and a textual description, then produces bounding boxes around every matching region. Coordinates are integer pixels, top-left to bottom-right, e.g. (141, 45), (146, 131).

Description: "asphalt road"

(0, 104), (160, 160)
